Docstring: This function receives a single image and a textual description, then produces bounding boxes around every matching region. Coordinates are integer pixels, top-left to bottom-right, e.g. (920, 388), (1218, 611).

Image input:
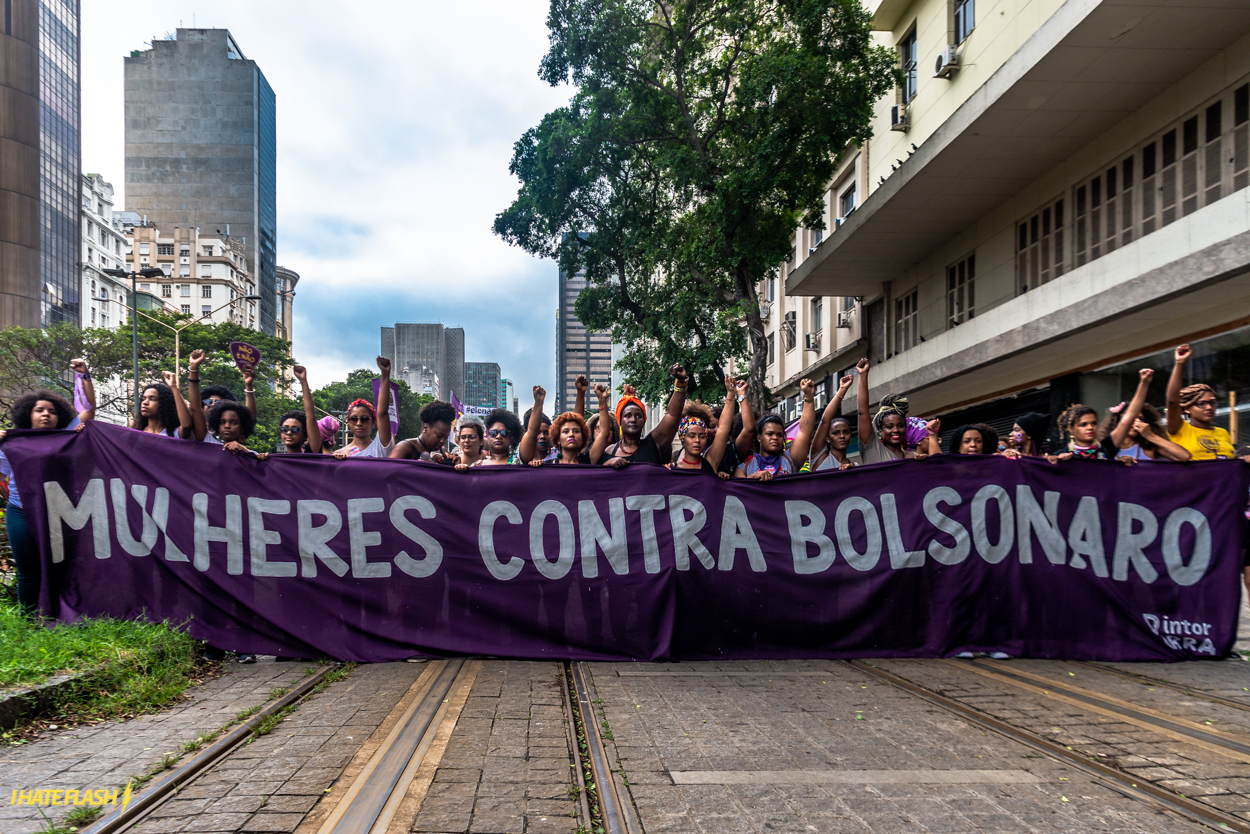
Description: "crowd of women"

(1, 343), (1248, 625)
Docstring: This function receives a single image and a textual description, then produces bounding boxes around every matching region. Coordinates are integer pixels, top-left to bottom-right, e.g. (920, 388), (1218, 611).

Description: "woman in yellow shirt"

(1165, 344), (1235, 459)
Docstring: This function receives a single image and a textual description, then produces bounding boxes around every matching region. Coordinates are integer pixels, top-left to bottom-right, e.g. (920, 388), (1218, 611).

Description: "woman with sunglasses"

(276, 365), (321, 454)
(457, 408), (525, 468)
(1166, 344), (1235, 459)
(334, 356), (394, 459)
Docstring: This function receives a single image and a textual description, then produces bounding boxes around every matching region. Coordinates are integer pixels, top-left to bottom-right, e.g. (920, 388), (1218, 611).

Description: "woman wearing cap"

(1166, 344), (1235, 459)
(855, 359), (939, 464)
(1005, 412), (1050, 458)
(671, 377), (736, 477)
(734, 378), (817, 480)
(333, 357), (394, 459)
(276, 365), (321, 455)
(602, 365), (688, 468)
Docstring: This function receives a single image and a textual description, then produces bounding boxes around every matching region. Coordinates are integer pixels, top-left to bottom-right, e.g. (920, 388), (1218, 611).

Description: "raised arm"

(519, 385), (546, 463)
(705, 377), (737, 470)
(587, 383), (613, 464)
(241, 366), (258, 418)
(574, 375), (588, 418)
(917, 419), (941, 458)
(811, 375), (852, 456)
(375, 356), (393, 448)
(186, 349), (208, 440)
(294, 364), (320, 454)
(855, 358), (873, 441)
(1111, 368), (1154, 448)
(163, 369), (195, 439)
(789, 378), (818, 466)
(650, 364), (688, 450)
(1136, 421), (1192, 461)
(734, 378), (756, 460)
(69, 358), (96, 423)
(1166, 345), (1190, 435)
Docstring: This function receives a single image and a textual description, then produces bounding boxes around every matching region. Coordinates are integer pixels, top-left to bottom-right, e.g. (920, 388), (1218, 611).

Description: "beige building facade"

(80, 174), (129, 330)
(770, 0), (1250, 445)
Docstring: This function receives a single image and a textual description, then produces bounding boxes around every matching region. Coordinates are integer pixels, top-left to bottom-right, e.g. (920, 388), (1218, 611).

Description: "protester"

(449, 414), (487, 467)
(948, 424), (990, 455)
(459, 408), (525, 468)
(0, 372), (93, 616)
(671, 377), (736, 477)
(735, 378), (817, 479)
(587, 411), (618, 447)
(390, 400), (456, 461)
(1167, 344), (1235, 459)
(855, 359), (939, 463)
(333, 357), (394, 459)
(602, 365), (689, 468)
(543, 383), (614, 465)
(135, 375), (193, 439)
(707, 378), (755, 475)
(317, 415), (341, 455)
(1008, 412), (1049, 457)
(1100, 369), (1189, 461)
(277, 365), (321, 455)
(809, 375), (854, 470)
(522, 405), (553, 464)
(187, 348), (257, 443)
(572, 374), (588, 417)
(205, 400), (262, 457)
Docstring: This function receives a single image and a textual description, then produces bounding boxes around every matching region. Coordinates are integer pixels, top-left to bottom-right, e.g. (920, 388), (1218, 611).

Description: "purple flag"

(4, 422), (1247, 663)
(72, 373), (89, 415)
(372, 378), (400, 436)
(451, 390), (464, 418)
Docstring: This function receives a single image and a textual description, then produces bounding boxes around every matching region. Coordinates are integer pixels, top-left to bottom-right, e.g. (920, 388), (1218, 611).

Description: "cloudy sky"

(81, 1), (570, 409)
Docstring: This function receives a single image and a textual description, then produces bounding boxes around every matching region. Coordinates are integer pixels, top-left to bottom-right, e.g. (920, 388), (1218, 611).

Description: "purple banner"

(4, 423), (1247, 663)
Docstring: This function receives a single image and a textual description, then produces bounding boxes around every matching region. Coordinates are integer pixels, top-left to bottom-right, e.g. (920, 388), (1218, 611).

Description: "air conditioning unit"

(890, 103), (909, 132)
(837, 310), (853, 329)
(804, 332), (821, 351)
(934, 44), (959, 78)
(760, 301), (772, 321)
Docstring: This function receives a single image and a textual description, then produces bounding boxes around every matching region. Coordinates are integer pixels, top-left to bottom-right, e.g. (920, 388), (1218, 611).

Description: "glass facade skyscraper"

(257, 72), (277, 335)
(38, 0), (80, 326)
(464, 362), (502, 408)
(556, 267), (615, 412)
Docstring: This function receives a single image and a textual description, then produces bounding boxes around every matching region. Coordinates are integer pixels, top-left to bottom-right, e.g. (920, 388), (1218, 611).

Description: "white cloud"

(81, 0), (568, 408)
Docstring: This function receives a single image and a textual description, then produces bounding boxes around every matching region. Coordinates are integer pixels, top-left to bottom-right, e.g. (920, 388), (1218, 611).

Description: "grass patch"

(0, 595), (215, 740)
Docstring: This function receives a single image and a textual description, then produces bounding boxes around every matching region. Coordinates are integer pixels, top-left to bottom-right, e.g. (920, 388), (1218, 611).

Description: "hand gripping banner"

(5, 423), (1247, 662)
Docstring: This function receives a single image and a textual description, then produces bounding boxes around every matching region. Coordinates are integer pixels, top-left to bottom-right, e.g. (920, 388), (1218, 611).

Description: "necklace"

(680, 453), (702, 467)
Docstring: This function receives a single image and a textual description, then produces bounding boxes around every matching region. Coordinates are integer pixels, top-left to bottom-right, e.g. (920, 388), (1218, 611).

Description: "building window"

(181, 305), (191, 315)
(202, 285), (212, 298)
(179, 245), (190, 256)
(767, 333), (775, 365)
(899, 29), (918, 104)
(90, 308), (95, 324)
(179, 265), (190, 277)
(1017, 197), (1064, 293)
(202, 305), (212, 317)
(767, 276), (776, 302)
(139, 283), (150, 291)
(200, 264), (212, 277)
(894, 289), (918, 354)
(100, 288), (108, 301)
(180, 284), (191, 297)
(812, 297), (823, 332)
(839, 184), (857, 218)
(139, 243), (150, 255)
(203, 245), (214, 256)
(157, 244), (173, 256)
(783, 310), (797, 352)
(1235, 83), (1249, 191)
(947, 254), (975, 327)
(161, 284), (172, 298)
(954, 0), (974, 43)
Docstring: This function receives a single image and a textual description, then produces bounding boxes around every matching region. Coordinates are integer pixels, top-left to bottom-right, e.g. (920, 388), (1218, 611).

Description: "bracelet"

(805, 397), (814, 404)
(79, 371), (92, 381)
(188, 373), (199, 380)
(244, 389), (256, 394)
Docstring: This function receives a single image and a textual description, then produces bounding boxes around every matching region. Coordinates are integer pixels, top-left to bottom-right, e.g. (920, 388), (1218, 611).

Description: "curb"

(0, 671), (92, 731)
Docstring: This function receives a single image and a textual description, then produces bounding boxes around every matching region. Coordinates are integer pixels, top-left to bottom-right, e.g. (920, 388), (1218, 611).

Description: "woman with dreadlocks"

(334, 357), (394, 459)
(1166, 344), (1235, 459)
(1101, 368), (1190, 462)
(734, 378), (817, 479)
(855, 359), (939, 464)
(671, 377), (736, 477)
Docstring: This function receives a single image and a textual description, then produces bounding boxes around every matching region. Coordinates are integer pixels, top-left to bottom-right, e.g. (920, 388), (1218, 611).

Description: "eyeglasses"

(347, 415), (372, 424)
(278, 426), (303, 434)
(487, 428), (511, 438)
(1194, 399), (1218, 408)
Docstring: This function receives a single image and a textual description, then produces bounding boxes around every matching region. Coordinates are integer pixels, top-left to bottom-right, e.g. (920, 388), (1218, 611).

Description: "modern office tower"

(556, 266), (615, 412)
(381, 323), (465, 402)
(124, 29), (277, 334)
(79, 174), (129, 329)
(38, 0), (81, 326)
(0, 0), (42, 328)
(778, 1), (1250, 445)
(464, 362), (502, 408)
(501, 378), (513, 413)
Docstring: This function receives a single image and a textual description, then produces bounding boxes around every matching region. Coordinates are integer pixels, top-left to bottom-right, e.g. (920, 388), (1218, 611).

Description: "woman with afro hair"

(539, 382), (613, 466)
(0, 359), (97, 615)
(390, 399), (456, 461)
(458, 407), (525, 468)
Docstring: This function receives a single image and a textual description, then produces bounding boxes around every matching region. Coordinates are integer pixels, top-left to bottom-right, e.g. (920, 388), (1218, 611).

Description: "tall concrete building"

(464, 362), (502, 408)
(380, 322), (465, 402)
(124, 29), (278, 335)
(79, 174), (128, 329)
(38, 0), (81, 326)
(556, 266), (615, 412)
(0, 0), (42, 328)
(276, 265), (298, 346)
(771, 0), (1250, 449)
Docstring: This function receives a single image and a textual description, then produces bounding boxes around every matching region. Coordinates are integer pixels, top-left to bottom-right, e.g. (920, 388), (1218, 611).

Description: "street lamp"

(102, 266), (165, 419)
(106, 291), (265, 381)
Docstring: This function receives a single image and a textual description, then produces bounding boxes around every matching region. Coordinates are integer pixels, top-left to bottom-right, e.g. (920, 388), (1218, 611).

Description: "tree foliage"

(496, 0), (897, 408)
(313, 369), (432, 444)
(0, 324), (133, 420)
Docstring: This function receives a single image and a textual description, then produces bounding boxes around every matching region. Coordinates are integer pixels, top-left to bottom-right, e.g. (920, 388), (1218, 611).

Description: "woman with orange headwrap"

(602, 364), (689, 468)
(1166, 344), (1235, 459)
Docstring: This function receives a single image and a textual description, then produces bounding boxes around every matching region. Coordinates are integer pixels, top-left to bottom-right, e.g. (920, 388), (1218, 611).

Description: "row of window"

(897, 0), (974, 105)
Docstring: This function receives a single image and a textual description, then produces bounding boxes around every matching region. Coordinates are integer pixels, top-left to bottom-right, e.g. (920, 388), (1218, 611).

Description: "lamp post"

(102, 266), (165, 419)
(107, 292), (264, 382)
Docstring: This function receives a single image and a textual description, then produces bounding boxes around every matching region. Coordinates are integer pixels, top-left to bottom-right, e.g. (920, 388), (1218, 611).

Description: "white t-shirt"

(347, 437), (395, 458)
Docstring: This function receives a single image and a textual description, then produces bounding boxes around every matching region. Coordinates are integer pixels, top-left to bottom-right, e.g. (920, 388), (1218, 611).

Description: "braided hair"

(1057, 403), (1098, 442)
(872, 394), (909, 432)
(140, 383), (181, 436)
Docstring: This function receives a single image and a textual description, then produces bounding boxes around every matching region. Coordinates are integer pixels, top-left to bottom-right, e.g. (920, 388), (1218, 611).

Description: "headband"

(317, 415), (340, 444)
(1108, 401), (1127, 414)
(615, 395), (646, 425)
(347, 398), (377, 420)
(1179, 383), (1215, 409)
(678, 416), (705, 436)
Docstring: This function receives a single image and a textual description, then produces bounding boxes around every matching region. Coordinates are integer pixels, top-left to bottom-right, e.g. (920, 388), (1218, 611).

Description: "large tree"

(496, 0), (897, 408)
